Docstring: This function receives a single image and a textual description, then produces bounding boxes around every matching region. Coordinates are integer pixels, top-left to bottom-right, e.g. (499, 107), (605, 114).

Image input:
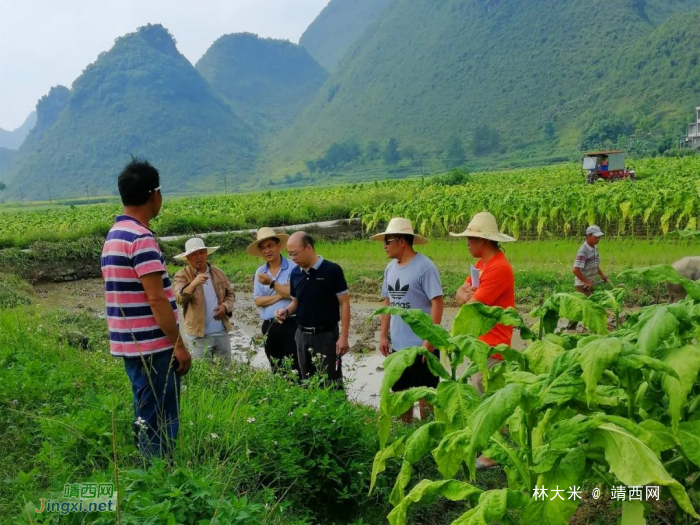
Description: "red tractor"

(582, 150), (636, 184)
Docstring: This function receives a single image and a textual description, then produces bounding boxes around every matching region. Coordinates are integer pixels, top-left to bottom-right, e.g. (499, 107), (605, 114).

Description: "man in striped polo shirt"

(101, 158), (191, 458)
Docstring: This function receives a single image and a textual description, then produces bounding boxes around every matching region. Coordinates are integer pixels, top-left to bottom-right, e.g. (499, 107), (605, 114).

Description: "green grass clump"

(0, 308), (407, 524)
(0, 274), (34, 308)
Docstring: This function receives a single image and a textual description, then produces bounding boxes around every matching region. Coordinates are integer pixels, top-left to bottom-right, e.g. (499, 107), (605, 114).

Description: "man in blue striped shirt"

(248, 227), (300, 376)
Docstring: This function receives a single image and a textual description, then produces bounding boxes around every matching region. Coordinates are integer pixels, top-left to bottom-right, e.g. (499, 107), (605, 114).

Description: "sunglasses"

(384, 237), (399, 246)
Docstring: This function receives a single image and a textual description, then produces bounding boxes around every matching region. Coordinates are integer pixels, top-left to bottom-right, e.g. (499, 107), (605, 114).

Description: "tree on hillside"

(443, 135), (466, 168)
(472, 125), (500, 156)
(365, 140), (381, 161)
(0, 182), (5, 193)
(542, 121), (555, 142)
(581, 114), (634, 150)
(383, 137), (400, 165)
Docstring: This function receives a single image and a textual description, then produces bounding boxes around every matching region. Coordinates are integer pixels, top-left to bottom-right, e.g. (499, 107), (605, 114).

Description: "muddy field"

(34, 278), (534, 409)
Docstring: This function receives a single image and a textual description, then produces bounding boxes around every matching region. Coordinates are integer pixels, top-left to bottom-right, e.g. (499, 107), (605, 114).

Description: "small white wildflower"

(189, 421), (194, 426)
(11, 399), (19, 406)
(332, 419), (337, 424)
(207, 414), (213, 420)
(358, 472), (362, 475)
(135, 417), (146, 428)
(273, 440), (278, 446)
(287, 411), (294, 416)
(210, 433), (219, 439)
(320, 405), (326, 409)
(247, 417), (256, 424)
(181, 385), (188, 392)
(303, 413), (309, 418)
(101, 359), (106, 363)
(293, 401), (299, 405)
(311, 398), (317, 404)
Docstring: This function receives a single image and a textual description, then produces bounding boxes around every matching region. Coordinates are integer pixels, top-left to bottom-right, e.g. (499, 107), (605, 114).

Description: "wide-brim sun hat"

(369, 217), (429, 245)
(174, 237), (220, 260)
(449, 211), (516, 243)
(246, 227), (290, 256)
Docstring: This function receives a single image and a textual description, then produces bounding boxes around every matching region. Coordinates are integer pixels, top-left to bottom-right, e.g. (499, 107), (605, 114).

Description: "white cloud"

(0, 0), (329, 129)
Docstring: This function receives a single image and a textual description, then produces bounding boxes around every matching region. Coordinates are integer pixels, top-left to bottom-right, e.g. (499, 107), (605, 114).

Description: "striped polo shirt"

(101, 215), (178, 357)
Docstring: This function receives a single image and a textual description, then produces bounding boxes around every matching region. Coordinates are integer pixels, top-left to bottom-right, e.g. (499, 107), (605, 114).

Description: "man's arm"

(222, 279), (235, 314)
(422, 296), (445, 354)
(141, 272), (191, 374)
(336, 293), (351, 356)
(456, 282), (476, 305)
(173, 270), (193, 306)
(258, 272), (292, 299)
(255, 295), (282, 307)
(597, 268), (610, 283)
(271, 282), (292, 299)
(573, 267), (593, 288)
(275, 297), (298, 322)
(379, 297), (391, 356)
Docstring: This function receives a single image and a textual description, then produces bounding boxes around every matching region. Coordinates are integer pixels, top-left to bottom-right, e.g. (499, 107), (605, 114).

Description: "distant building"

(685, 106), (700, 149)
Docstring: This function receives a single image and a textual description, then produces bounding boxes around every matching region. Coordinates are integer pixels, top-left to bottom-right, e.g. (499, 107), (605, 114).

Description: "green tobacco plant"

(370, 289), (700, 524)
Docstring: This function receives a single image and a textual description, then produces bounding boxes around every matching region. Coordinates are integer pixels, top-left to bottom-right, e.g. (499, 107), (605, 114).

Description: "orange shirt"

(466, 251), (515, 359)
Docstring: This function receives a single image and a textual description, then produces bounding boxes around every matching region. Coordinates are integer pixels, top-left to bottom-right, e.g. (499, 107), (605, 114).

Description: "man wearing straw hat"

(450, 211), (516, 470)
(173, 238), (235, 362)
(248, 227), (300, 376)
(373, 218), (444, 424)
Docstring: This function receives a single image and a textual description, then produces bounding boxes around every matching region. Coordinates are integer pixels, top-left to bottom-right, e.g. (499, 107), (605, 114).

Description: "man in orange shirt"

(451, 211), (516, 470)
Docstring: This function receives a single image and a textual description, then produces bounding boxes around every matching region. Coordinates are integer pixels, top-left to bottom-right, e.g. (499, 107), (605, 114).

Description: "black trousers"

(262, 319), (300, 377)
(295, 325), (343, 389)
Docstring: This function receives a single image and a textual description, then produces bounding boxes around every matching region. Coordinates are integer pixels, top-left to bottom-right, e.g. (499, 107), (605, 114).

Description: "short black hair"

(118, 157), (160, 206)
(399, 234), (415, 247)
(299, 233), (315, 249)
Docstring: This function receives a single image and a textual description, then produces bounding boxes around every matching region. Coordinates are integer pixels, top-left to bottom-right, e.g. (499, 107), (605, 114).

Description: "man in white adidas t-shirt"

(373, 218), (444, 424)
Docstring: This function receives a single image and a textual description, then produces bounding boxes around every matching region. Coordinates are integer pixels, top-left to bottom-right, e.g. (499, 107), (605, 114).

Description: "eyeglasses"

(384, 237), (399, 246)
(287, 245), (309, 258)
(149, 186), (162, 194)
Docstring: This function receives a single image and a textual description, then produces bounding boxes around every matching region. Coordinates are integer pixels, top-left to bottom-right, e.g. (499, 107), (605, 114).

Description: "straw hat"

(246, 227), (290, 256)
(370, 217), (429, 245)
(449, 212), (516, 243)
(174, 237), (220, 260)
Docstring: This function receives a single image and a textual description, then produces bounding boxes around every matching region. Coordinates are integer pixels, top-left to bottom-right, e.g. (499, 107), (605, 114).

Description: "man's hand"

(173, 339), (192, 375)
(191, 273), (208, 288)
(336, 335), (350, 356)
(213, 304), (228, 320)
(275, 308), (288, 323)
(257, 273), (273, 286)
(456, 284), (476, 305)
(421, 340), (435, 363)
(379, 337), (391, 357)
(601, 274), (611, 284)
(583, 280), (595, 291)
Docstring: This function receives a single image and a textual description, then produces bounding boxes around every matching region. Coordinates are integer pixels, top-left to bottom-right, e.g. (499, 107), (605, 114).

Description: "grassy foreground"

(3, 306), (491, 524)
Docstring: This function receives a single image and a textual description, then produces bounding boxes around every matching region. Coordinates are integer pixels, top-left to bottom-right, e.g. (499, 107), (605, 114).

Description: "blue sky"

(0, 0), (329, 130)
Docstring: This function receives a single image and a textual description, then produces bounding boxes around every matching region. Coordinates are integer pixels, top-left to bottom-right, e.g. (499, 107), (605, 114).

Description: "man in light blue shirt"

(248, 227), (300, 376)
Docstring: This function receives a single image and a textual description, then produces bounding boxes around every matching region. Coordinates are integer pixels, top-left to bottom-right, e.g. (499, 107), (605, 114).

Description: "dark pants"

(123, 349), (180, 458)
(295, 325), (343, 389)
(262, 319), (300, 377)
